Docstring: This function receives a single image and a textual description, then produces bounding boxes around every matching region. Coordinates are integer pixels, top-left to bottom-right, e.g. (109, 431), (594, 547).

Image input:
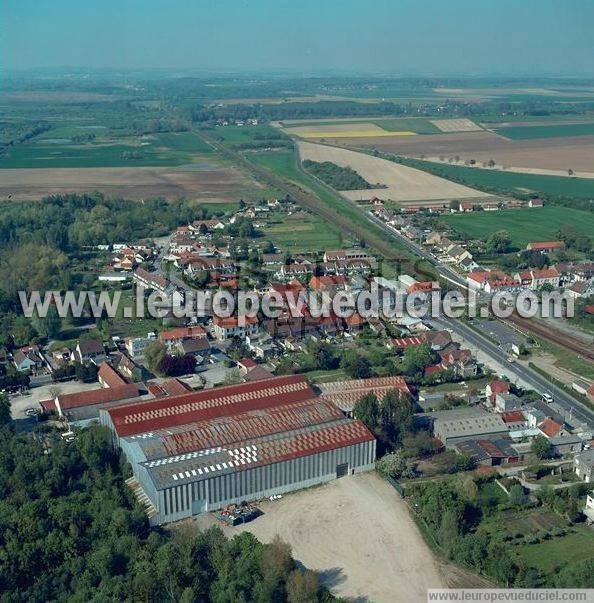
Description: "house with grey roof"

(574, 449), (594, 483)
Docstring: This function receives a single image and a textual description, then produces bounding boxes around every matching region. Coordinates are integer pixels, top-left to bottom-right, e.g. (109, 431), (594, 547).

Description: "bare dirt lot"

(197, 472), (446, 602)
(0, 163), (261, 202)
(298, 140), (491, 204)
(322, 131), (594, 174)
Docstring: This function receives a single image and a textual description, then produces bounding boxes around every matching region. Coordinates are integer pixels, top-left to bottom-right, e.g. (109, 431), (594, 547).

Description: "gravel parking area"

(9, 380), (104, 419)
(197, 472), (445, 602)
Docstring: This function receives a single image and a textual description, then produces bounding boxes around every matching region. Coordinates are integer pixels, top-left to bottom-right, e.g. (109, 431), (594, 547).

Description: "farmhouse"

(526, 241), (566, 254)
(100, 375), (376, 525)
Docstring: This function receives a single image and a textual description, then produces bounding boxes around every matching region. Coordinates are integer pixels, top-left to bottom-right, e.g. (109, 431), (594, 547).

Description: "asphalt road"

(432, 316), (594, 428)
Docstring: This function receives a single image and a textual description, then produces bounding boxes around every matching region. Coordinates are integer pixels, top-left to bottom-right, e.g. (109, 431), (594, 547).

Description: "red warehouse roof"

(107, 375), (314, 437)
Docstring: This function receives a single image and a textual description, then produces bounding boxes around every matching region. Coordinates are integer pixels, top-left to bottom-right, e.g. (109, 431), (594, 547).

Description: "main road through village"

(186, 133), (594, 429)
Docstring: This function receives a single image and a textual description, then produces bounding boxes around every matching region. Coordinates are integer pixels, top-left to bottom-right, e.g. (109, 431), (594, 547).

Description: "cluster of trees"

(409, 477), (593, 588)
(302, 160), (380, 191)
(144, 341), (197, 377)
(485, 230), (514, 254)
(0, 121), (52, 150)
(557, 225), (592, 254)
(353, 389), (414, 452)
(0, 424), (333, 601)
(51, 361), (98, 384)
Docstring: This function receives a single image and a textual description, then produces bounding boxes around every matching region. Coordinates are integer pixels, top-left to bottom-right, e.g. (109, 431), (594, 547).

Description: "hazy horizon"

(2, 0), (594, 77)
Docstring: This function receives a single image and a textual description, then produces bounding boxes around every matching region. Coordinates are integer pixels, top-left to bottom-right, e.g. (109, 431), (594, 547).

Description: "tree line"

(0, 421), (334, 602)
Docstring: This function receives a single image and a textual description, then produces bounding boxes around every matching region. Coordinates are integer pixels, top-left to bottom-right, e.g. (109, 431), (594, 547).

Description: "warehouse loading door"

(336, 463), (349, 478)
(192, 499), (207, 515)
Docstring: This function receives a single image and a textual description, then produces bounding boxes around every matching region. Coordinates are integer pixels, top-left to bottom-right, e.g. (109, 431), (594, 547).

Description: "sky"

(2, 0), (594, 76)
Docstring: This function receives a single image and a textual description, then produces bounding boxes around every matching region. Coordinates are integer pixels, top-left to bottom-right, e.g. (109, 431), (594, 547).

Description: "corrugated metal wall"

(150, 439), (376, 525)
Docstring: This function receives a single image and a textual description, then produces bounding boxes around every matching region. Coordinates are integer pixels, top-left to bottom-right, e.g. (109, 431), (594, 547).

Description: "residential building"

(13, 344), (46, 373)
(133, 268), (175, 297)
(515, 267), (560, 290)
(212, 315), (259, 341)
(574, 449), (594, 482)
(125, 335), (155, 358)
(494, 392), (522, 413)
(72, 339), (105, 364)
(486, 379), (509, 405)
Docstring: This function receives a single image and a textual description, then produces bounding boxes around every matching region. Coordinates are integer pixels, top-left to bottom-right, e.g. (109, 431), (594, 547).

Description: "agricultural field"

(287, 123), (417, 138)
(279, 117), (443, 134)
(0, 131), (212, 169)
(282, 117), (479, 138)
(402, 158), (594, 198)
(202, 124), (291, 149)
(440, 206), (594, 247)
(297, 141), (491, 204)
(495, 122), (594, 140)
(0, 161), (263, 202)
(430, 118), (482, 132)
(315, 128), (594, 175)
(261, 209), (346, 252)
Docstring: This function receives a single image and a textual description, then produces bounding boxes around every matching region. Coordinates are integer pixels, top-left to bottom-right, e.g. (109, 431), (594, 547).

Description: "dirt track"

(0, 164), (260, 202)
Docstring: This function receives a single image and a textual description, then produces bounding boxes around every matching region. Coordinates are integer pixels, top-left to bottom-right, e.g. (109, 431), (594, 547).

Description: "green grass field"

(514, 526), (594, 573)
(0, 131), (212, 169)
(262, 210), (346, 252)
(496, 122), (594, 139)
(402, 157), (594, 198)
(440, 206), (594, 246)
(152, 132), (212, 152)
(206, 124), (289, 146)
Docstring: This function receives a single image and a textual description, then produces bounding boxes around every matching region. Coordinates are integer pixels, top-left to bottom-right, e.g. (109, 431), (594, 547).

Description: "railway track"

(506, 313), (594, 363)
(203, 132), (593, 366)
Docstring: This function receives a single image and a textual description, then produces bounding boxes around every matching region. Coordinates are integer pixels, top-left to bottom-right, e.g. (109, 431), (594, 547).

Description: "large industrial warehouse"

(100, 375), (376, 525)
